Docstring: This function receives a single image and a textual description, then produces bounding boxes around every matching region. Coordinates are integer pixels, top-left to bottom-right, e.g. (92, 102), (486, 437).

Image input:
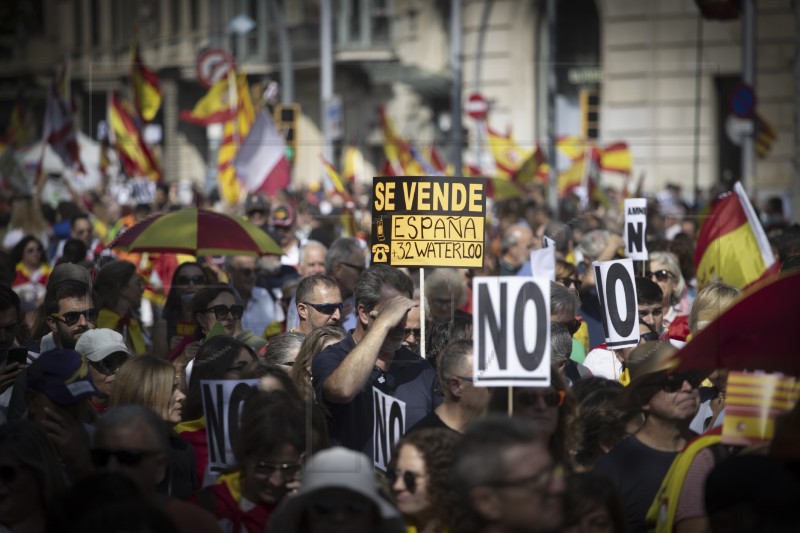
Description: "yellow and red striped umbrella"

(109, 208), (282, 257)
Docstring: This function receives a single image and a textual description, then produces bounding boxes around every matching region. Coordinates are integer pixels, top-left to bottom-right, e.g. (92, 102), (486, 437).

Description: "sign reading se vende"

(371, 176), (486, 268)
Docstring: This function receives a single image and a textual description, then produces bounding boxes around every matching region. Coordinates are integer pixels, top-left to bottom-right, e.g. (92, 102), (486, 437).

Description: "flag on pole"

(43, 81), (85, 175)
(130, 35), (162, 122)
(216, 72), (256, 204)
(485, 124), (530, 179)
(341, 145), (363, 184)
(755, 113), (777, 159)
(107, 92), (161, 182)
(233, 110), (291, 197)
(3, 101), (34, 149)
(320, 155), (349, 197)
(695, 181), (779, 289)
(597, 142), (632, 174)
(180, 74), (241, 125)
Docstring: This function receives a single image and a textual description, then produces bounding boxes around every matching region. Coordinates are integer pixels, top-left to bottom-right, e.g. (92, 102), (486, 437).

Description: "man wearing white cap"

(75, 328), (132, 414)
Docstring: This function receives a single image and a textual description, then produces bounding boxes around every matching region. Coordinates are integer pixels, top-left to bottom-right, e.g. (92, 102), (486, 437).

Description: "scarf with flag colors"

(695, 181), (779, 289)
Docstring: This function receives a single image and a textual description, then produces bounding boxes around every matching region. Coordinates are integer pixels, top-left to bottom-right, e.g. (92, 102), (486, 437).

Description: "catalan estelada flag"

(130, 35), (162, 122)
(108, 92), (162, 182)
(695, 181), (779, 289)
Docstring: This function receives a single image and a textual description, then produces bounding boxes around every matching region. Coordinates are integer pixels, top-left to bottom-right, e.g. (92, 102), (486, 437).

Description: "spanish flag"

(695, 182), (779, 289)
(129, 35), (162, 122)
(180, 74), (240, 125)
(485, 123), (531, 179)
(320, 155), (349, 197)
(107, 92), (161, 181)
(598, 142), (632, 174)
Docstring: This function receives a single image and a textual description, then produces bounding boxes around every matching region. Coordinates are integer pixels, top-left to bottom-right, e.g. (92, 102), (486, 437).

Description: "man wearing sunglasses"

(93, 405), (220, 532)
(312, 265), (439, 459)
(75, 328), (132, 414)
(295, 274), (342, 334)
(226, 255), (284, 339)
(594, 341), (701, 533)
(583, 277), (665, 383)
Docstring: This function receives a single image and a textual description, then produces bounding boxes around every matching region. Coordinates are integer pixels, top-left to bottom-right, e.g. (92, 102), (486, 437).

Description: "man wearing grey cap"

(75, 328), (132, 414)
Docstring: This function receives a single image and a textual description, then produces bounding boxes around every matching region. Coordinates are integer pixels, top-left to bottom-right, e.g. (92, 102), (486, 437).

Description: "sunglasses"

(303, 302), (344, 315)
(339, 261), (365, 274)
(387, 468), (426, 494)
(50, 308), (99, 326)
(234, 267), (256, 277)
(561, 319), (581, 336)
(205, 304), (244, 321)
(89, 353), (131, 376)
(515, 389), (566, 408)
(90, 448), (161, 467)
(660, 372), (705, 393)
(176, 275), (206, 285)
(0, 465), (18, 484)
(557, 278), (582, 291)
(403, 328), (421, 339)
(646, 270), (674, 282)
(253, 461), (302, 478)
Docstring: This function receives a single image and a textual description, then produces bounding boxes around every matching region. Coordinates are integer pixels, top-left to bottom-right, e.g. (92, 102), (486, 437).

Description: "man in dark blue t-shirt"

(311, 265), (439, 459)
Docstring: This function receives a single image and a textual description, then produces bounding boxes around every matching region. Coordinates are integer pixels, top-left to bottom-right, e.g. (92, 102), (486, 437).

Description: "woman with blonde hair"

(2, 196), (50, 251)
(647, 251), (687, 328)
(110, 355), (194, 498)
(290, 326), (346, 402)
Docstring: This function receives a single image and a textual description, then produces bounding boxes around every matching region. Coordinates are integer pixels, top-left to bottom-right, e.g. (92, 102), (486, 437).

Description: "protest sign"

(371, 176), (486, 267)
(624, 198), (648, 260)
(593, 259), (639, 349)
(472, 276), (551, 387)
(201, 379), (259, 476)
(373, 386), (406, 472)
(529, 246), (556, 281)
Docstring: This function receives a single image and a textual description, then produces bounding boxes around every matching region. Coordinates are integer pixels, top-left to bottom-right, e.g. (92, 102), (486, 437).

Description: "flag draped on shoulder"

(43, 81), (85, 174)
(233, 109), (290, 197)
(107, 92), (161, 182)
(130, 35), (162, 122)
(695, 182), (779, 290)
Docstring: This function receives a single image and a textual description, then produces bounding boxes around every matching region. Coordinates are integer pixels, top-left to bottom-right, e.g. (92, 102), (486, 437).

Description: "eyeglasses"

(557, 278), (582, 291)
(560, 319), (581, 336)
(646, 270), (675, 282)
(233, 267), (256, 277)
(403, 328), (420, 339)
(660, 372), (705, 393)
(515, 389), (566, 407)
(252, 461), (302, 478)
(205, 304), (244, 320)
(0, 465), (18, 484)
(488, 462), (563, 493)
(339, 261), (365, 274)
(387, 468), (427, 494)
(50, 308), (99, 326)
(176, 275), (206, 285)
(90, 448), (162, 467)
(452, 375), (475, 384)
(303, 302), (344, 315)
(89, 353), (131, 376)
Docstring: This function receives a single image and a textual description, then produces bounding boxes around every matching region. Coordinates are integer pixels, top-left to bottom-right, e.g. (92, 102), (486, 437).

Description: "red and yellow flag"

(108, 92), (162, 182)
(130, 35), (162, 122)
(695, 182), (779, 289)
(722, 371), (799, 446)
(485, 124), (530, 179)
(755, 113), (777, 160)
(216, 72), (256, 204)
(180, 74), (240, 125)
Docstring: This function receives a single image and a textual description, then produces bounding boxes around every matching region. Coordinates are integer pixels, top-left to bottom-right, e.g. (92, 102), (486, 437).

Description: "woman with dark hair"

(156, 262), (209, 360)
(564, 472), (629, 533)
(489, 366), (577, 466)
(175, 335), (257, 487)
(0, 419), (67, 532)
(388, 428), (460, 533)
(194, 390), (325, 532)
(95, 259), (150, 356)
(11, 235), (51, 311)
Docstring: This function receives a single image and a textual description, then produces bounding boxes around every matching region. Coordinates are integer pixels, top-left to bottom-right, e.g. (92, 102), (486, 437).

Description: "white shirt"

(583, 347), (623, 381)
(241, 287), (285, 338)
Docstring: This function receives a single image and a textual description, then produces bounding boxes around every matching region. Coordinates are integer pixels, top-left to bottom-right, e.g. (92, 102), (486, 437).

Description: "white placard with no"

(472, 276), (551, 387)
(373, 387), (406, 472)
(624, 198), (648, 261)
(593, 259), (639, 350)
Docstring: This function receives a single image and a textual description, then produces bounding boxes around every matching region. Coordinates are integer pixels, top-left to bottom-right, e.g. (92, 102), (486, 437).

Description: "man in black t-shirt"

(593, 341), (701, 533)
(312, 265), (438, 459)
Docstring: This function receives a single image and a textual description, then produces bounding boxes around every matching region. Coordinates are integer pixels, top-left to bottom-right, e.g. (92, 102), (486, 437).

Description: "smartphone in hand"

(6, 347), (29, 366)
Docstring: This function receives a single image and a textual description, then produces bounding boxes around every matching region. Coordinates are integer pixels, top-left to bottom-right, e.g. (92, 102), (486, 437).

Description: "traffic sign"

(195, 48), (236, 88)
(466, 92), (489, 121)
(728, 83), (756, 119)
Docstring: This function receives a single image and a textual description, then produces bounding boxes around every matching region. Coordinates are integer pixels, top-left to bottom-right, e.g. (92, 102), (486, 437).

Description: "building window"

(337, 0), (391, 49)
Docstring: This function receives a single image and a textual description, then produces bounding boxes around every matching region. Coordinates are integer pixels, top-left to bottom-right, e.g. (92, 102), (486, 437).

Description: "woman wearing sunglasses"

(0, 420), (66, 533)
(110, 355), (194, 499)
(175, 336), (257, 488)
(388, 428), (460, 533)
(95, 260), (151, 356)
(157, 262), (209, 360)
(647, 252), (687, 330)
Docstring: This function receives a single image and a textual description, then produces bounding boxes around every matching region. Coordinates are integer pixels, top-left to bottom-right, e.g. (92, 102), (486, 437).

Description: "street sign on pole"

(195, 48), (236, 88)
(728, 82), (756, 119)
(466, 92), (489, 121)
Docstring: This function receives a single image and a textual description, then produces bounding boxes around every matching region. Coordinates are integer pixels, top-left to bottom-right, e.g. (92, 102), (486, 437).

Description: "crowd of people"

(0, 178), (796, 533)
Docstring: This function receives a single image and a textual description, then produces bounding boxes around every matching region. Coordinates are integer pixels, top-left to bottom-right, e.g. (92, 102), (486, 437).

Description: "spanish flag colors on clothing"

(695, 182), (779, 290)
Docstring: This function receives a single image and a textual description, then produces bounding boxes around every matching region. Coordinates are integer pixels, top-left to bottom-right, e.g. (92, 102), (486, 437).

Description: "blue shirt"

(312, 333), (440, 459)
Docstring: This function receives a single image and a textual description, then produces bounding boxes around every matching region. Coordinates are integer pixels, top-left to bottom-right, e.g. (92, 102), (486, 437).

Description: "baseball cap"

(269, 205), (295, 228)
(75, 328), (132, 362)
(245, 195), (269, 214)
(27, 348), (104, 405)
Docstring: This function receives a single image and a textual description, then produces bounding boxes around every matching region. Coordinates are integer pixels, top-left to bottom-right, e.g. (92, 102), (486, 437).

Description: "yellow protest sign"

(371, 176), (486, 268)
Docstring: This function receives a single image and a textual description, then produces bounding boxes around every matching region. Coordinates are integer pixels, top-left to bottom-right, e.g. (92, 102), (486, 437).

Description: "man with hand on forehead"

(312, 265), (439, 458)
